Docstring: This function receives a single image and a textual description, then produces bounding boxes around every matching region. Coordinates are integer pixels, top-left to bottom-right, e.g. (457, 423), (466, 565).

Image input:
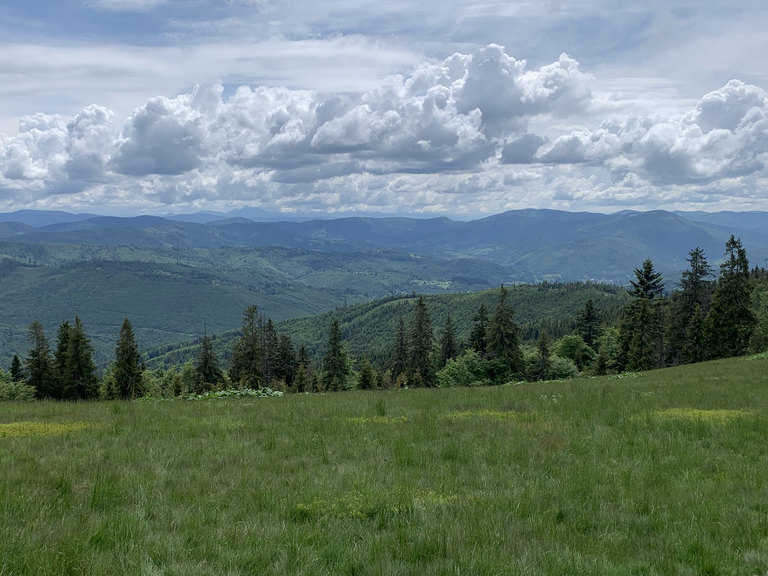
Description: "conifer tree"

(536, 331), (551, 381)
(668, 247), (714, 364)
(114, 317), (142, 399)
(704, 236), (756, 359)
(229, 305), (263, 389)
(24, 321), (53, 399)
(261, 318), (279, 386)
(10, 355), (23, 382)
(469, 303), (489, 357)
(407, 296), (435, 387)
(358, 357), (375, 390)
(195, 332), (223, 393)
(576, 299), (600, 349)
(681, 304), (705, 364)
(294, 363), (308, 393)
(322, 319), (349, 391)
(487, 285), (524, 378)
(391, 316), (408, 380)
(439, 315), (458, 368)
(275, 334), (297, 388)
(63, 317), (99, 400)
(53, 320), (71, 400)
(618, 259), (665, 371)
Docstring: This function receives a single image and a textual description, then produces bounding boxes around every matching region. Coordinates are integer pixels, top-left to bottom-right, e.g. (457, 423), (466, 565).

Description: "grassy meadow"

(2, 356), (768, 575)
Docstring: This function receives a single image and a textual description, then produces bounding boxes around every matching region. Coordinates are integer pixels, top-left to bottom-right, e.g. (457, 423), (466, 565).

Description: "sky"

(1, 0), (767, 216)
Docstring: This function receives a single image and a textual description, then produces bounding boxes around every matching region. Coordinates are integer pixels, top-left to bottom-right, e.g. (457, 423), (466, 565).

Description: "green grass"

(1, 356), (768, 575)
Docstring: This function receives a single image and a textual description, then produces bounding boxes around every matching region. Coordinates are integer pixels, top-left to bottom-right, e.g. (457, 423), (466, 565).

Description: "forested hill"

(144, 282), (630, 369)
(1, 208), (767, 282)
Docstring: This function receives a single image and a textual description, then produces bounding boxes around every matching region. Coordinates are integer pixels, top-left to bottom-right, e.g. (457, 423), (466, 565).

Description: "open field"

(2, 356), (768, 575)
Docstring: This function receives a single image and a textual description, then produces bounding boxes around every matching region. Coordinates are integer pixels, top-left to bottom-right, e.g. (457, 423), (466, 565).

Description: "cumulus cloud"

(1, 45), (768, 214)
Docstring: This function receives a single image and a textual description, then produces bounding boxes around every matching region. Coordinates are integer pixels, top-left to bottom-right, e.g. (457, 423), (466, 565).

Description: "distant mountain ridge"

(0, 208), (766, 282)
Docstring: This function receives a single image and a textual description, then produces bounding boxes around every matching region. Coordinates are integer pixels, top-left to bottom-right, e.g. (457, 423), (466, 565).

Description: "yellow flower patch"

(652, 409), (751, 424)
(346, 416), (408, 424)
(0, 421), (96, 438)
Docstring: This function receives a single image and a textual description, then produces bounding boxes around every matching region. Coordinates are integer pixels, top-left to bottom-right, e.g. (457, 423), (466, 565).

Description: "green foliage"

(487, 285), (524, 378)
(469, 303), (489, 356)
(436, 349), (488, 387)
(228, 305), (263, 389)
(9, 355), (23, 382)
(554, 334), (595, 372)
(576, 298), (601, 349)
(0, 368), (35, 401)
(195, 334), (224, 393)
(438, 316), (458, 368)
(62, 317), (99, 401)
(24, 320), (53, 399)
(358, 358), (376, 390)
(704, 236), (757, 359)
(407, 296), (435, 387)
(322, 319), (350, 392)
(114, 318), (143, 399)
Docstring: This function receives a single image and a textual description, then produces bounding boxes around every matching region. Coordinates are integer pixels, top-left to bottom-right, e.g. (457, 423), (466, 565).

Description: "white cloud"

(1, 45), (768, 215)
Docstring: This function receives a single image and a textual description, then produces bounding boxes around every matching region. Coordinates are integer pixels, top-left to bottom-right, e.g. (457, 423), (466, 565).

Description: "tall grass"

(1, 356), (767, 575)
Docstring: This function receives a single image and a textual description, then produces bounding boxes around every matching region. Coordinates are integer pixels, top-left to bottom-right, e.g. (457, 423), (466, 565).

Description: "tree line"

(2, 235), (766, 400)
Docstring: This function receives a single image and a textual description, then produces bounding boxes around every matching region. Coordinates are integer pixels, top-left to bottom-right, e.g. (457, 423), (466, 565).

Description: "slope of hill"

(145, 282), (630, 369)
(0, 243), (521, 366)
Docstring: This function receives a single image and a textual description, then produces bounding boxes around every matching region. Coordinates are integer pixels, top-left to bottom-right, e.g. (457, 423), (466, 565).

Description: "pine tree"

(487, 285), (524, 378)
(407, 296), (435, 387)
(681, 304), (705, 364)
(294, 363), (308, 393)
(704, 236), (756, 359)
(536, 331), (551, 381)
(10, 355), (23, 382)
(469, 303), (489, 356)
(627, 299), (658, 371)
(391, 316), (408, 380)
(229, 305), (263, 389)
(358, 358), (375, 390)
(53, 320), (71, 400)
(114, 317), (143, 399)
(195, 332), (223, 393)
(576, 299), (600, 349)
(668, 247), (714, 364)
(261, 318), (279, 386)
(275, 334), (297, 388)
(438, 315), (458, 368)
(24, 321), (53, 399)
(63, 317), (99, 400)
(322, 319), (349, 391)
(618, 259), (665, 371)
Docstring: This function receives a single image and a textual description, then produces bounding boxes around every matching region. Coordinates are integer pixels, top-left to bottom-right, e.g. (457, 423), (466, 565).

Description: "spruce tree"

(681, 304), (705, 364)
(195, 333), (223, 393)
(53, 320), (71, 400)
(229, 305), (263, 389)
(24, 321), (53, 399)
(391, 316), (408, 380)
(487, 285), (524, 378)
(322, 319), (349, 391)
(668, 247), (714, 364)
(261, 318), (279, 386)
(358, 358), (375, 390)
(294, 363), (308, 393)
(63, 317), (99, 400)
(439, 315), (458, 368)
(618, 259), (665, 371)
(10, 355), (23, 382)
(407, 296), (435, 387)
(576, 299), (600, 349)
(275, 334), (297, 388)
(114, 317), (143, 399)
(536, 331), (551, 381)
(704, 236), (756, 359)
(469, 303), (489, 357)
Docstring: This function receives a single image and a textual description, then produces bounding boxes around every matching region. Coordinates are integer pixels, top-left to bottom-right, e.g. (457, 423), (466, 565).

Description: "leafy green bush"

(0, 370), (36, 401)
(436, 350), (488, 388)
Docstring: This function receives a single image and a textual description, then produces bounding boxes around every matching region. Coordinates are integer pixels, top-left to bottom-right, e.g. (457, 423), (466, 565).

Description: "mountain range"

(0, 207), (765, 367)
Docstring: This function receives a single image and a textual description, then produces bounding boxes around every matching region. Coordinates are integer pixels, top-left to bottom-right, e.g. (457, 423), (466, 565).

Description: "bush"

(0, 379), (36, 401)
(436, 350), (488, 387)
